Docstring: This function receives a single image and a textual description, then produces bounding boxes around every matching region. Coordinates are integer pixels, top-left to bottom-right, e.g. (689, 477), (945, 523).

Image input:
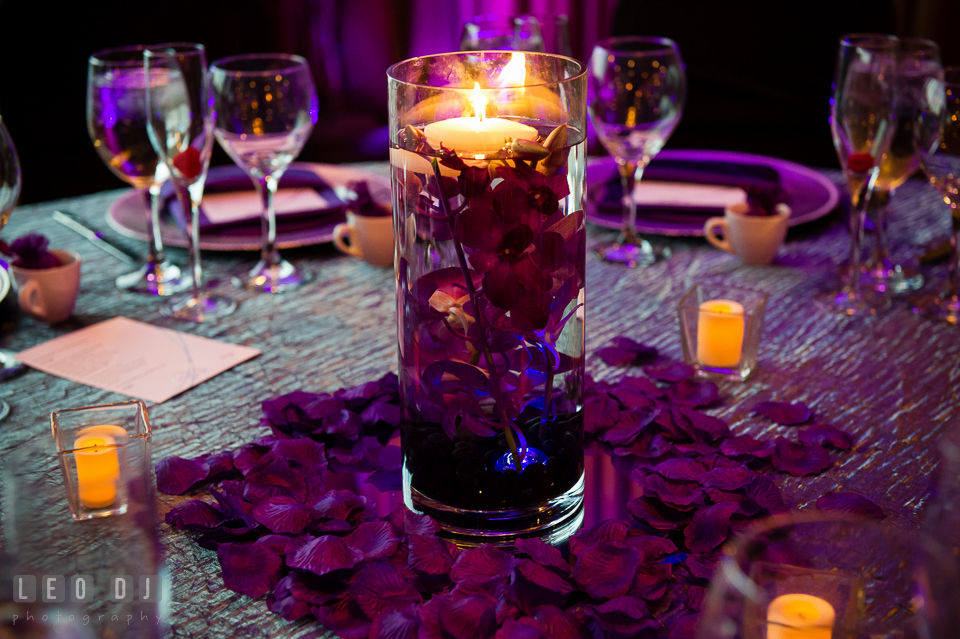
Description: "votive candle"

(73, 425), (124, 509)
(767, 593), (835, 639)
(696, 299), (745, 368)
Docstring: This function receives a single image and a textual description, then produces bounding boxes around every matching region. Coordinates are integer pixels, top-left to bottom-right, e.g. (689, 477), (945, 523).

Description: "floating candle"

(423, 82), (538, 157)
(696, 299), (745, 368)
(767, 593), (835, 639)
(73, 425), (124, 509)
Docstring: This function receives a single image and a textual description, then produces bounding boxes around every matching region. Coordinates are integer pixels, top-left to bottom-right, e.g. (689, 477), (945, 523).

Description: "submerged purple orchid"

(2, 233), (61, 269)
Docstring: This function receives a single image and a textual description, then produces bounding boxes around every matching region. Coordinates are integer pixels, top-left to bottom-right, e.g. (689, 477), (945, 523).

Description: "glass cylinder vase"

(388, 51), (587, 546)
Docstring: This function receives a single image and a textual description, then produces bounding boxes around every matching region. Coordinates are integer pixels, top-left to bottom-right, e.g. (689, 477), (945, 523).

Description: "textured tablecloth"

(0, 162), (957, 638)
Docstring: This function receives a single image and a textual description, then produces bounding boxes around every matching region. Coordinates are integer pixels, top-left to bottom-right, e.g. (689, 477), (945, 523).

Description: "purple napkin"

(598, 157), (783, 225)
(162, 165), (345, 231)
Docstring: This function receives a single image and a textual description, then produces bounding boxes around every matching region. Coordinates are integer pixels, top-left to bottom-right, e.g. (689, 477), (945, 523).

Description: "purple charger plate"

(106, 162), (392, 251)
(585, 150), (841, 237)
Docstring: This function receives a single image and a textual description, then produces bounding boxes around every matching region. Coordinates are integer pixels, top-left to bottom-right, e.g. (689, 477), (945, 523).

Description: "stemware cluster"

(85, 43), (318, 321)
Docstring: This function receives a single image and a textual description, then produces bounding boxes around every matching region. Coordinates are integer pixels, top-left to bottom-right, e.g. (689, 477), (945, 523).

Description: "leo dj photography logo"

(13, 574), (162, 603)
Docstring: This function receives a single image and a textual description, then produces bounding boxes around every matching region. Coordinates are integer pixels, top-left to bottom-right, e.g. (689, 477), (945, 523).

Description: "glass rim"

(144, 44), (206, 61)
(839, 32), (899, 51)
(50, 399), (152, 440)
(210, 52), (311, 75)
(677, 282), (770, 311)
(387, 50), (585, 90)
(88, 44), (150, 67)
(593, 35), (679, 57)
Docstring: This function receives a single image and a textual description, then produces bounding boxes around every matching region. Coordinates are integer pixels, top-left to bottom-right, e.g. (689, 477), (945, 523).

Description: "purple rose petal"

(569, 519), (630, 556)
(251, 501), (317, 535)
(531, 605), (587, 639)
(408, 533), (458, 575)
(720, 435), (775, 459)
(597, 337), (658, 367)
(165, 499), (225, 530)
(772, 437), (832, 476)
(344, 522), (400, 561)
(816, 492), (885, 518)
(586, 595), (658, 636)
(627, 497), (691, 531)
(510, 558), (573, 612)
(596, 347), (640, 368)
(388, 503), (439, 537)
(270, 438), (328, 467)
(314, 489), (370, 521)
(155, 456), (210, 495)
(645, 458), (707, 482)
(257, 534), (308, 557)
(451, 546), (517, 585)
(584, 393), (620, 435)
(496, 618), (546, 639)
(699, 465), (754, 491)
(629, 562), (672, 600)
(631, 471), (705, 507)
(573, 541), (639, 599)
(668, 379), (720, 408)
(217, 542), (283, 598)
(312, 598), (372, 639)
(601, 408), (657, 447)
(668, 614), (700, 639)
(350, 560), (422, 619)
(610, 386), (657, 411)
(684, 502), (739, 553)
(644, 361), (695, 383)
(370, 604), (421, 639)
(202, 451), (236, 479)
(743, 475), (788, 513)
(678, 407), (730, 440)
(753, 401), (812, 425)
(685, 553), (720, 580)
(628, 535), (678, 564)
(362, 401), (402, 428)
(288, 535), (365, 576)
(438, 594), (499, 639)
(233, 443), (272, 475)
(799, 425), (853, 450)
(514, 537), (570, 573)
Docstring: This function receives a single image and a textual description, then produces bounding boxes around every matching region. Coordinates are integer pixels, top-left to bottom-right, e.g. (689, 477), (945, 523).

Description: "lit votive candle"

(767, 594), (835, 639)
(74, 425), (124, 509)
(696, 299), (745, 368)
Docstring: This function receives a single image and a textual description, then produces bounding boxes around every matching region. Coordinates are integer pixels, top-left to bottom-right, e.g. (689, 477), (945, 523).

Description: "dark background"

(0, 0), (957, 205)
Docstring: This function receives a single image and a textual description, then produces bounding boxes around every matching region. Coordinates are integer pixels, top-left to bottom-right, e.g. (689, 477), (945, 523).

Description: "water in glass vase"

(393, 121), (586, 546)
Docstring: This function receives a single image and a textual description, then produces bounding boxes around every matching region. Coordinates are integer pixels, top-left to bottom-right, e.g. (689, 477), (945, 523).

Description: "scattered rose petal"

(668, 379), (720, 407)
(627, 497), (691, 531)
(720, 435), (775, 458)
(408, 533), (458, 576)
(165, 499), (225, 530)
(816, 492), (884, 518)
(753, 401), (812, 425)
(350, 560), (422, 619)
(744, 475), (788, 513)
(684, 502), (739, 553)
(515, 537), (570, 574)
(699, 465), (754, 491)
(799, 425), (852, 450)
(344, 522), (400, 561)
(597, 337), (658, 367)
(252, 501), (317, 535)
(645, 458), (707, 482)
(370, 604), (420, 639)
(772, 437), (831, 476)
(217, 542), (283, 598)
(155, 456), (209, 495)
(573, 541), (639, 599)
(451, 546), (517, 585)
(584, 393), (620, 435)
(288, 535), (365, 576)
(644, 361), (694, 382)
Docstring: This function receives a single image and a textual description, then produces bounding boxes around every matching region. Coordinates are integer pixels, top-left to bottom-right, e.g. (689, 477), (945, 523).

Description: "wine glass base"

(595, 239), (671, 267)
(161, 293), (237, 323)
(910, 292), (960, 325)
(116, 260), (193, 296)
(234, 259), (312, 293)
(814, 287), (891, 316)
(841, 263), (925, 294)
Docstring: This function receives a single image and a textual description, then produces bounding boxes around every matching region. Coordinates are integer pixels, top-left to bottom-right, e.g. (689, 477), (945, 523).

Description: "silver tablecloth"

(0, 163), (956, 638)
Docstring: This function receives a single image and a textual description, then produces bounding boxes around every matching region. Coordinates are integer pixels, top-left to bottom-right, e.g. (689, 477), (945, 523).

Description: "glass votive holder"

(51, 400), (153, 521)
(677, 283), (769, 382)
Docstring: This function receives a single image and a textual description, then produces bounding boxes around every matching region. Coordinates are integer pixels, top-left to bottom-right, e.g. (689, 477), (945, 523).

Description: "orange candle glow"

(696, 299), (745, 368)
(767, 593), (835, 639)
(74, 425), (124, 509)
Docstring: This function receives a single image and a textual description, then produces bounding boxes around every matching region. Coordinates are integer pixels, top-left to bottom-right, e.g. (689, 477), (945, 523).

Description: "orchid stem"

(430, 159), (522, 472)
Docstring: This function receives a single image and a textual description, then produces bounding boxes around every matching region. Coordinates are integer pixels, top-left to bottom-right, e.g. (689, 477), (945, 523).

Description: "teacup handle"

(703, 217), (733, 254)
(17, 280), (45, 316)
(332, 223), (362, 258)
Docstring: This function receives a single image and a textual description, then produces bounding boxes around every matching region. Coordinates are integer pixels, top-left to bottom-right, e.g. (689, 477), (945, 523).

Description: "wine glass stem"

(256, 175), (280, 267)
(142, 188), (166, 265)
(618, 160), (642, 245)
(175, 183), (203, 300)
(868, 189), (891, 269)
(846, 179), (871, 295)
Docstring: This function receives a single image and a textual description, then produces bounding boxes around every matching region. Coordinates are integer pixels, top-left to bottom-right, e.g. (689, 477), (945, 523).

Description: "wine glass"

(588, 36), (685, 267)
(817, 33), (898, 315)
(144, 43), (236, 322)
(0, 115), (21, 421)
(86, 45), (191, 296)
(861, 38), (941, 294)
(460, 14), (545, 52)
(912, 66), (960, 324)
(209, 54), (318, 293)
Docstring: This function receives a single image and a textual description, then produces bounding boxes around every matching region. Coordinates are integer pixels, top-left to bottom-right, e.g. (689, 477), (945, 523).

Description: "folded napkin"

(597, 158), (783, 224)
(162, 165), (345, 232)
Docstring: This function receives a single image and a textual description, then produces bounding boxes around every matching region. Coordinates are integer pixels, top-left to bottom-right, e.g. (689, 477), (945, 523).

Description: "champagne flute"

(0, 115), (21, 421)
(87, 45), (191, 296)
(817, 33), (898, 315)
(145, 44), (236, 322)
(588, 36), (685, 267)
(210, 54), (318, 293)
(862, 38), (941, 294)
(912, 66), (960, 324)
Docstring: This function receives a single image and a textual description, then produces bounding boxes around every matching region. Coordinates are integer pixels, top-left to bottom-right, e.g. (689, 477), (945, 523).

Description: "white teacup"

(703, 202), (790, 266)
(333, 212), (394, 268)
(11, 249), (82, 323)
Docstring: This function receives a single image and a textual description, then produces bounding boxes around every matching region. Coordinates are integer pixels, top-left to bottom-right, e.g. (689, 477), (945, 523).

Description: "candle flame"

(470, 81), (487, 121)
(500, 52), (526, 87)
